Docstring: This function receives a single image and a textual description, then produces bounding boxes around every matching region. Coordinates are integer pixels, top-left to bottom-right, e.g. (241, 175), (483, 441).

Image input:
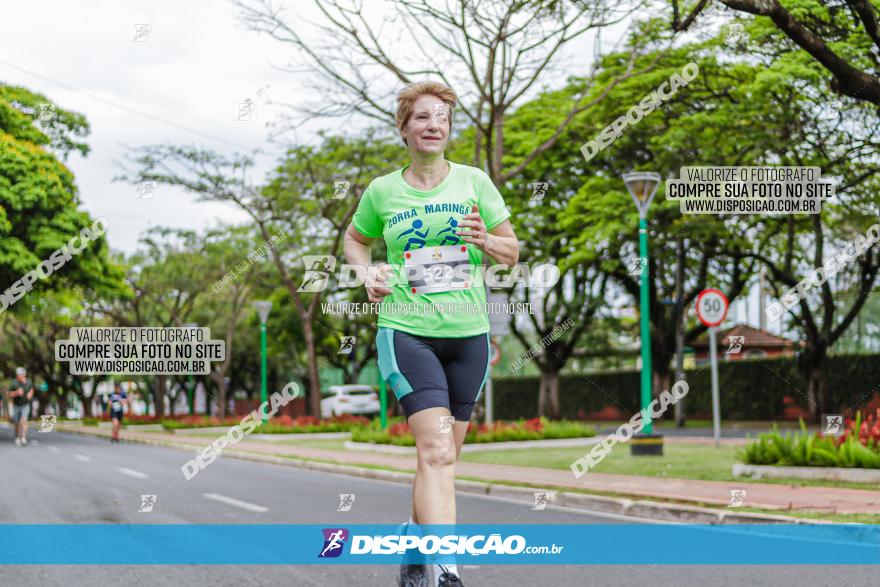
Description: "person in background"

(107, 382), (129, 443)
(8, 367), (35, 447)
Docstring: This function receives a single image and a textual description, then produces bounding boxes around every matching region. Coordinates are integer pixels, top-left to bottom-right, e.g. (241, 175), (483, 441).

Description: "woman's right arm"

(344, 224), (393, 303)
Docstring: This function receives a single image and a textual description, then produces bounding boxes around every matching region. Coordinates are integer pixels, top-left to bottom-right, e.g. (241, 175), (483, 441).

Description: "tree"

(0, 291), (103, 416)
(489, 94), (615, 417)
(117, 132), (403, 416)
(0, 84), (123, 305)
(101, 228), (215, 417)
(234, 0), (659, 182)
(564, 23), (880, 420)
(672, 0), (880, 105)
(189, 225), (264, 417)
(503, 38), (774, 403)
(744, 85), (880, 419)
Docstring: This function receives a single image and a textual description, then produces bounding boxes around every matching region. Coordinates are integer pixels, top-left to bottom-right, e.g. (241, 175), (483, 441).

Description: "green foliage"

(493, 353), (880, 420)
(160, 416), (239, 430)
(350, 417), (594, 446)
(0, 83), (124, 303)
(741, 417), (880, 469)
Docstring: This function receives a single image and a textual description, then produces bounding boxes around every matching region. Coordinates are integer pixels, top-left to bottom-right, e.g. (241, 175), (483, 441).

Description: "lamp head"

(623, 171), (662, 218)
(253, 300), (273, 324)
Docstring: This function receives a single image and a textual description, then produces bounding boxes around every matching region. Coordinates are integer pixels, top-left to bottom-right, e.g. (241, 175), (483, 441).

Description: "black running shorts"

(376, 326), (490, 421)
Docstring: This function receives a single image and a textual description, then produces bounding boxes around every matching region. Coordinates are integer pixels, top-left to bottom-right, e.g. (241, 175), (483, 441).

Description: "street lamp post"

(622, 171), (664, 456)
(253, 301), (272, 425)
(184, 322), (198, 415)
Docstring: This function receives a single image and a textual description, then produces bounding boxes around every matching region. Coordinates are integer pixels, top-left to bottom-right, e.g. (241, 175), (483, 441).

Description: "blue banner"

(1, 524), (877, 565)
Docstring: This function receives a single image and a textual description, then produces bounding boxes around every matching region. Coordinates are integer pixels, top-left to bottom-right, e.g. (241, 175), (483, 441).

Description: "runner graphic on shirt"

(436, 217), (463, 245)
(397, 219), (429, 251)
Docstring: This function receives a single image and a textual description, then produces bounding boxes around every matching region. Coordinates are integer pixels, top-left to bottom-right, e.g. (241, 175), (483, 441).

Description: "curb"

(345, 436), (600, 455)
(733, 463), (880, 484)
(56, 425), (828, 526)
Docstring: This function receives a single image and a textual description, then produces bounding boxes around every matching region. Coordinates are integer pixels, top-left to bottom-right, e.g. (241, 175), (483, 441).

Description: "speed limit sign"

(489, 340), (501, 367)
(696, 288), (729, 327)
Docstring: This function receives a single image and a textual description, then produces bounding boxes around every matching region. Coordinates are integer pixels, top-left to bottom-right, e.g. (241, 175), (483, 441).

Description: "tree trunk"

(537, 370), (560, 419)
(210, 371), (228, 418)
(652, 339), (675, 397)
(655, 370), (671, 399)
(154, 375), (167, 418)
(302, 318), (322, 417)
(82, 397), (92, 417)
(74, 379), (92, 417)
(806, 359), (828, 423)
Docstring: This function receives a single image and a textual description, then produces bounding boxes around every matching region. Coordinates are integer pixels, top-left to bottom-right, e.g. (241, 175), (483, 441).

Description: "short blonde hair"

(396, 81), (458, 145)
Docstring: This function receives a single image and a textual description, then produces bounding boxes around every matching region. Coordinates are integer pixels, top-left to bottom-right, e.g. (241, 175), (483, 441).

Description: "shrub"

(123, 414), (163, 425)
(160, 412), (371, 434)
(740, 413), (880, 469)
(493, 353), (880, 420)
(161, 416), (239, 430)
(350, 417), (595, 446)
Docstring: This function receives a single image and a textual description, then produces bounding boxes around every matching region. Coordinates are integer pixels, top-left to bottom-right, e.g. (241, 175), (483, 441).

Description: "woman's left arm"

(457, 206), (519, 267)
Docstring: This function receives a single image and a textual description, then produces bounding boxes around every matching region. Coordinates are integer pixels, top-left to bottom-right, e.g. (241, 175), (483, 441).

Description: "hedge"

(491, 353), (880, 421)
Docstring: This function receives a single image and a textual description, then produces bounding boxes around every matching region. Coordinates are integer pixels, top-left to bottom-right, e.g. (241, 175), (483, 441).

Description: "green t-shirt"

(10, 379), (33, 406)
(353, 160), (510, 337)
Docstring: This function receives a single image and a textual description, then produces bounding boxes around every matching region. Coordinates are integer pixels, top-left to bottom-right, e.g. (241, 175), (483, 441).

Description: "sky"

(1, 0), (346, 253)
(2, 0), (780, 333)
(1, 0), (610, 254)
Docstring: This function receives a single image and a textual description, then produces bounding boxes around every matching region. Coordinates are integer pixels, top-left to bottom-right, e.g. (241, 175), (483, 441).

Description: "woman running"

(343, 81), (519, 587)
(107, 382), (128, 443)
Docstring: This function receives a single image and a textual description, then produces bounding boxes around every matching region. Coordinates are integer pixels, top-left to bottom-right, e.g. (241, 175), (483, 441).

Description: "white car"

(320, 385), (380, 418)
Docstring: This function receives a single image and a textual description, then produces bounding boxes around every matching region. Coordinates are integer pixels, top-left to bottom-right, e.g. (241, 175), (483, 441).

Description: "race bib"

(402, 245), (471, 294)
(111, 401), (122, 411)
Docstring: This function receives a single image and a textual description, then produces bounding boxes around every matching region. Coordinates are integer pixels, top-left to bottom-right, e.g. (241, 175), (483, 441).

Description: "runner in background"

(8, 367), (35, 447)
(107, 382), (128, 443)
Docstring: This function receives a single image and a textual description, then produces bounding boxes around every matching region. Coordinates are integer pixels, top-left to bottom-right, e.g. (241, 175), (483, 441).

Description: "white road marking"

(202, 493), (268, 513)
(117, 467), (148, 479)
(48, 446), (60, 453)
(74, 454), (92, 463)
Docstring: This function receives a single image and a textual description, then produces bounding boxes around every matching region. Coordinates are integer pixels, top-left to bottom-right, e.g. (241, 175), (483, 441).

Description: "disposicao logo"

(318, 528), (349, 558)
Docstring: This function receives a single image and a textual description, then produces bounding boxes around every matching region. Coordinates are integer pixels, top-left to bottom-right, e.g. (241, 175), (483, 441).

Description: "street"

(1, 425), (876, 586)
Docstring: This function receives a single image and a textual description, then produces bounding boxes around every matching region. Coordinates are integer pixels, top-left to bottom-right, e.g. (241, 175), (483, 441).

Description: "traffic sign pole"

(709, 327), (721, 447)
(696, 289), (729, 449)
(485, 339), (501, 426)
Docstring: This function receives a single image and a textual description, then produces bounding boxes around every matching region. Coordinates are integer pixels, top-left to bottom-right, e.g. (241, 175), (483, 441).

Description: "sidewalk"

(59, 425), (880, 515)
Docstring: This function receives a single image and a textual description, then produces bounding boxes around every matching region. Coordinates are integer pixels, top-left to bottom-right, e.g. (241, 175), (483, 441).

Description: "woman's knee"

(416, 434), (456, 469)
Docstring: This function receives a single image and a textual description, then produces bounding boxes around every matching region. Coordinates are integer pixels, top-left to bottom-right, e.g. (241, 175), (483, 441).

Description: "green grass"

(179, 431), (348, 450)
(264, 452), (880, 524)
(274, 438), (349, 449)
(587, 419), (810, 431)
(459, 443), (880, 491)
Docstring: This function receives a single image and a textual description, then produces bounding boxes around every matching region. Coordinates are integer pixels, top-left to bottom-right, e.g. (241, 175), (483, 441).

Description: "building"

(690, 324), (796, 364)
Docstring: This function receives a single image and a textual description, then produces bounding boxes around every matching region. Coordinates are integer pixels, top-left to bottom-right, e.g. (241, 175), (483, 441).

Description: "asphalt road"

(1, 424), (876, 586)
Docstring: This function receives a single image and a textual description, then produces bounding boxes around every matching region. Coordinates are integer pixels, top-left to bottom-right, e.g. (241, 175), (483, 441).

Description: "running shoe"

(21, 437), (27, 446)
(437, 565), (463, 586)
(14, 437), (21, 447)
(398, 563), (430, 587)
